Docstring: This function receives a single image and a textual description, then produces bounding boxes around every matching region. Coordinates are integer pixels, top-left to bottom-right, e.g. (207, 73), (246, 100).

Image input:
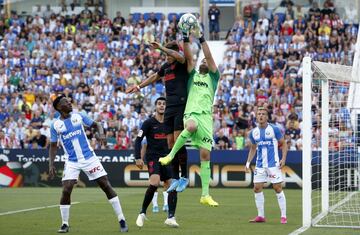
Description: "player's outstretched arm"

(134, 121), (149, 169)
(183, 38), (194, 73)
(140, 144), (147, 161)
(278, 138), (288, 168)
(245, 143), (257, 172)
(48, 142), (58, 179)
(125, 73), (161, 94)
(201, 40), (217, 73)
(49, 124), (59, 179)
(150, 42), (185, 64)
(192, 22), (217, 73)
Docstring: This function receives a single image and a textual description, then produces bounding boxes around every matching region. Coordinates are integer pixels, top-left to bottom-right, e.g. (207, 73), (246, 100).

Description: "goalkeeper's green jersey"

(184, 69), (220, 114)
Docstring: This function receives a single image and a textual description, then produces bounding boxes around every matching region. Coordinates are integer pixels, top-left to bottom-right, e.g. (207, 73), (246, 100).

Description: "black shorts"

(164, 104), (186, 133)
(147, 160), (172, 182)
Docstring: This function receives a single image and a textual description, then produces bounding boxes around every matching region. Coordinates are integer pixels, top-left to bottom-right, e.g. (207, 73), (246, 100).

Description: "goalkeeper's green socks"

(168, 129), (192, 160)
(200, 161), (211, 196)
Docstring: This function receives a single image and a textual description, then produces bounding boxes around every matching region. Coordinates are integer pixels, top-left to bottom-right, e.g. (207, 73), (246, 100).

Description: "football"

(178, 13), (197, 33)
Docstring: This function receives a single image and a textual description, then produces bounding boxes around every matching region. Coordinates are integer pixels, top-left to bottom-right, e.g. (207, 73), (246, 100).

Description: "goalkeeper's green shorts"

(183, 112), (213, 151)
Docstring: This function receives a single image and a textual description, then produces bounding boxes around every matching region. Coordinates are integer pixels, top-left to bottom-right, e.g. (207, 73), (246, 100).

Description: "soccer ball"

(178, 13), (197, 34)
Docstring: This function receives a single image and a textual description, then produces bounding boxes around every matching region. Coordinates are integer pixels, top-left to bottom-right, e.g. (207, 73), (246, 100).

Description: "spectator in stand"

(116, 128), (130, 150)
(31, 130), (48, 148)
(208, 4), (221, 40)
(232, 129), (246, 150)
(215, 130), (230, 150)
(285, 120), (300, 141)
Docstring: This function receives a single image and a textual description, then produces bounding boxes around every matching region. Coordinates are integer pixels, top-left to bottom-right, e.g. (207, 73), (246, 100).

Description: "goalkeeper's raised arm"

(193, 23), (217, 74)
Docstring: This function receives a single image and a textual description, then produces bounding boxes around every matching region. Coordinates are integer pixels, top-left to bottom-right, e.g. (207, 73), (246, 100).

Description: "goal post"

(302, 56), (360, 229)
(302, 56), (312, 229)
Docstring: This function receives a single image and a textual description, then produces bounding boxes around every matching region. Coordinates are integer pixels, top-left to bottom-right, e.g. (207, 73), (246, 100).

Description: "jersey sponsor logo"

(165, 73), (176, 81)
(62, 129), (81, 140)
(202, 137), (213, 144)
(89, 165), (101, 174)
(154, 133), (167, 139)
(194, 81), (208, 88)
(257, 140), (273, 146)
(268, 174), (281, 180)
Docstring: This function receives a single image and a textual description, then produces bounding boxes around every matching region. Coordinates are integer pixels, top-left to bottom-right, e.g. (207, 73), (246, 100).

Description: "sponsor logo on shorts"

(269, 174), (276, 179)
(202, 137), (213, 144)
(194, 81), (208, 88)
(89, 166), (101, 174)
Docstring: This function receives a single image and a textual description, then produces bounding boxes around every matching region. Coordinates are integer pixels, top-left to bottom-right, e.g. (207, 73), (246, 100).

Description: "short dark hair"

(155, 96), (166, 105)
(164, 41), (179, 51)
(53, 94), (66, 111)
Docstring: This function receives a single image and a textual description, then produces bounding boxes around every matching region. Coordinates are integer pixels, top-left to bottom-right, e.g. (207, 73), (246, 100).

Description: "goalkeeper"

(159, 22), (219, 207)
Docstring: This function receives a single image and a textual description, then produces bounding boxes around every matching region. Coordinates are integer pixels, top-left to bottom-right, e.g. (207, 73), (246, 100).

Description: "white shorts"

(253, 167), (283, 184)
(62, 157), (107, 181)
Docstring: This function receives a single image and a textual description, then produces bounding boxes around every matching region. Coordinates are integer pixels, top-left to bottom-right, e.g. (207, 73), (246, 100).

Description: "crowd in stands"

(0, 0), (357, 151)
(214, 0), (358, 151)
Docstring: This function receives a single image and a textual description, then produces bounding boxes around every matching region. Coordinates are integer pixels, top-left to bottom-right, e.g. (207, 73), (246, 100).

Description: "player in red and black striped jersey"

(127, 41), (189, 193)
(134, 97), (180, 228)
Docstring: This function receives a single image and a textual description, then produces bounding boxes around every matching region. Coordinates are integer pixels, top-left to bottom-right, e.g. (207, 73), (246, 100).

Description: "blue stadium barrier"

(1, 149), (357, 188)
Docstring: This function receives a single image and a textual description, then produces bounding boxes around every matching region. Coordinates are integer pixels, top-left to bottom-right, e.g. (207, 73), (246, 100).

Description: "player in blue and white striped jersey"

(48, 95), (128, 233)
(245, 107), (288, 224)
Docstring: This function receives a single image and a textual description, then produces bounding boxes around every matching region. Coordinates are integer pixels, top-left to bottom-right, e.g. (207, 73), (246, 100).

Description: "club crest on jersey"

(265, 130), (272, 137)
(253, 130), (260, 140)
(71, 116), (81, 126)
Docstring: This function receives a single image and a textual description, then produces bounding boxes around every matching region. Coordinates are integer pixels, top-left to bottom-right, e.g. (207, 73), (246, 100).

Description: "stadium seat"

(143, 13), (151, 21)
(168, 13), (179, 21)
(155, 13), (163, 21)
(132, 13), (141, 22)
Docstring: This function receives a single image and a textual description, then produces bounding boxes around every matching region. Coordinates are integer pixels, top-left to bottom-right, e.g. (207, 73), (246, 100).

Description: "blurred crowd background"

(0, 0), (357, 151)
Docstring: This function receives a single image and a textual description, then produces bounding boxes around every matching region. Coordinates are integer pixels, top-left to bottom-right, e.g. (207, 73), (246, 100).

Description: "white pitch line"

(0, 202), (80, 216)
(288, 225), (310, 235)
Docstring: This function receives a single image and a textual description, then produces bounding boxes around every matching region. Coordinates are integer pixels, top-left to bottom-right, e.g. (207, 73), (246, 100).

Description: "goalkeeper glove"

(192, 21), (205, 43)
(192, 21), (203, 38)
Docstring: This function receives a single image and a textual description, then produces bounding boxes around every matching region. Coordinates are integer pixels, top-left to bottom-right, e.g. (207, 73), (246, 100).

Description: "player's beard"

(199, 64), (209, 74)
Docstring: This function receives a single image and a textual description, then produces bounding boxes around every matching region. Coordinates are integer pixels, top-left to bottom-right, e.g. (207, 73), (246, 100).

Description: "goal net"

(302, 58), (360, 229)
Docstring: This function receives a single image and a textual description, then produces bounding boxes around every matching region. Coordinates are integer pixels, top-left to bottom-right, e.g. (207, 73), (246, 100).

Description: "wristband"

(246, 162), (250, 168)
(199, 35), (205, 44)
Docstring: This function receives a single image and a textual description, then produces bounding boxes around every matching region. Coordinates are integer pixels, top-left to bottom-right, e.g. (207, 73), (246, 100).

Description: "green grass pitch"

(0, 188), (357, 235)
